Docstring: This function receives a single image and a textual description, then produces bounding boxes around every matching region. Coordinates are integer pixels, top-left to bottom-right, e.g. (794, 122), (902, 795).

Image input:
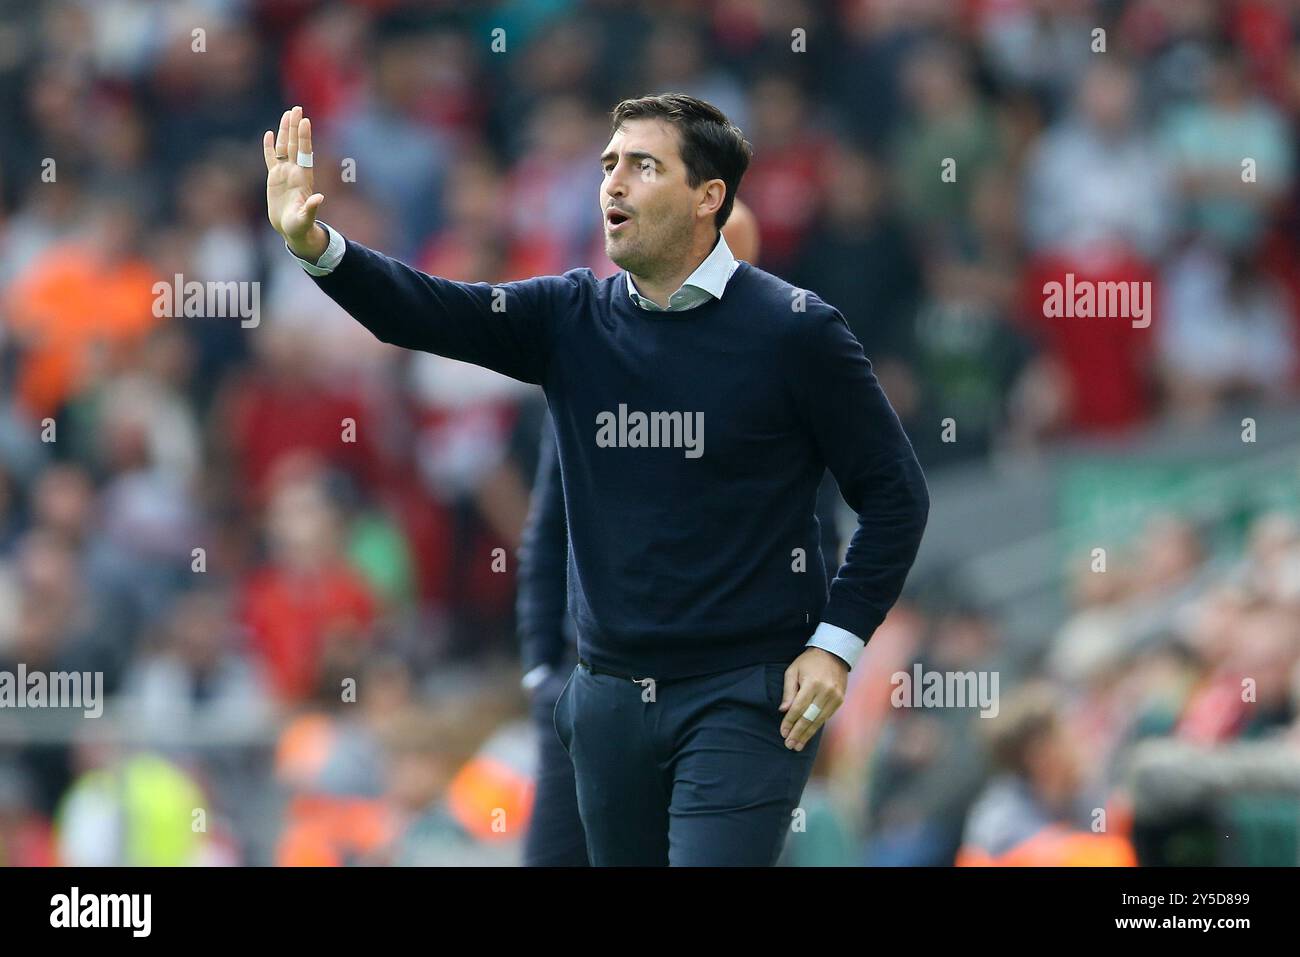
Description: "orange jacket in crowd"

(6, 243), (160, 418)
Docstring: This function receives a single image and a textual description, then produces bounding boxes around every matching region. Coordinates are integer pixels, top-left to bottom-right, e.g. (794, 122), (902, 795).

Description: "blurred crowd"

(1, 0), (1299, 865)
(812, 507), (1300, 866)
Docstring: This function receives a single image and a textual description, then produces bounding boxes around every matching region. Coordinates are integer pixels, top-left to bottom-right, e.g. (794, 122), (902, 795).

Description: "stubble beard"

(607, 214), (692, 282)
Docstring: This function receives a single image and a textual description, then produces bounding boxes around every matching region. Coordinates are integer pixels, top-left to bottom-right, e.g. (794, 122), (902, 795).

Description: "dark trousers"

(524, 675), (590, 867)
(553, 659), (821, 866)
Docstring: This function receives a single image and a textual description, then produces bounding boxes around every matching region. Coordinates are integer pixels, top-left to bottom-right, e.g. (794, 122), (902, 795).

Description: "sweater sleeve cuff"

(806, 621), (865, 670)
(287, 221), (345, 275)
(520, 663), (555, 693)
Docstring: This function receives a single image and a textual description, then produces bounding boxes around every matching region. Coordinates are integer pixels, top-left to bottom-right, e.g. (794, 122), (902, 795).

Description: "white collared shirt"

(624, 230), (741, 311)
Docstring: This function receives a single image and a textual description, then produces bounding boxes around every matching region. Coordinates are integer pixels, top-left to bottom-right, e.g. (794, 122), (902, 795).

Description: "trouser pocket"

(760, 662), (789, 712)
(552, 665), (578, 756)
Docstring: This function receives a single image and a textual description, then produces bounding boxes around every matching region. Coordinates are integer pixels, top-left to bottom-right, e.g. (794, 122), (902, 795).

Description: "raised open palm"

(263, 105), (325, 256)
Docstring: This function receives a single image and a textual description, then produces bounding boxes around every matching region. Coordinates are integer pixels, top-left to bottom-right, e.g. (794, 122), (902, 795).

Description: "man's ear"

(698, 180), (726, 221)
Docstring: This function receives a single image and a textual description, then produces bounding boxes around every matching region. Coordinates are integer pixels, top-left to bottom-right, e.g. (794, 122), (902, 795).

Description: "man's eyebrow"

(600, 150), (664, 166)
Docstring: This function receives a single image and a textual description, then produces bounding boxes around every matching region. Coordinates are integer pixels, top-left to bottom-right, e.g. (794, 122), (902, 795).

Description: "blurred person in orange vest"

(274, 666), (527, 866)
(273, 654), (415, 866)
(5, 198), (160, 420)
(957, 681), (1136, 866)
(382, 690), (529, 866)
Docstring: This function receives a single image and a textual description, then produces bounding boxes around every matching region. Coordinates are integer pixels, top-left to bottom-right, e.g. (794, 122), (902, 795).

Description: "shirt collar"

(625, 230), (739, 311)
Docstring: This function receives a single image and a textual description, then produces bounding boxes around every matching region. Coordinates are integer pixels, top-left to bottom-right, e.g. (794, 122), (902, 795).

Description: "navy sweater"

(312, 238), (930, 679)
(515, 412), (847, 674)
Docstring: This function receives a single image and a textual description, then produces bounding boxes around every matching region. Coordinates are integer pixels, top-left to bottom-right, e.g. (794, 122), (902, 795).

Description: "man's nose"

(605, 169), (628, 198)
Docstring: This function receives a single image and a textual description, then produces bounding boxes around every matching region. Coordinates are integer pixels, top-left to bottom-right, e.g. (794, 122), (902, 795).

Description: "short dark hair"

(983, 682), (1060, 776)
(609, 93), (752, 229)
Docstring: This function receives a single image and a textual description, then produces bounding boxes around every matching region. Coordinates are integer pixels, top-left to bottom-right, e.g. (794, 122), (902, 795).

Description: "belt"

(577, 657), (652, 684)
(578, 658), (772, 684)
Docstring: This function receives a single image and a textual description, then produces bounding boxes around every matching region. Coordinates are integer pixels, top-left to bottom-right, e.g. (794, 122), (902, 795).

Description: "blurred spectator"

(331, 31), (457, 258)
(636, 17), (750, 134)
(976, 0), (1093, 115)
(122, 586), (272, 728)
(54, 748), (230, 866)
(957, 682), (1137, 866)
(214, 321), (388, 511)
(1161, 45), (1292, 251)
(273, 659), (525, 866)
(240, 459), (377, 705)
(416, 150), (559, 283)
(388, 702), (530, 866)
(864, 603), (1005, 865)
(909, 167), (1037, 465)
(1023, 59), (1174, 260)
(892, 40), (1004, 245)
(0, 764), (53, 866)
(1156, 240), (1298, 420)
(502, 95), (604, 273)
(742, 75), (833, 273)
(791, 145), (920, 369)
(1014, 244), (1159, 437)
(4, 199), (159, 419)
(1177, 599), (1298, 744)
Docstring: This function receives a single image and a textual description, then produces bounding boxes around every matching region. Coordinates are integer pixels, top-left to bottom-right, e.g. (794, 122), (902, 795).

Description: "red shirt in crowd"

(1018, 246), (1159, 434)
(241, 562), (377, 703)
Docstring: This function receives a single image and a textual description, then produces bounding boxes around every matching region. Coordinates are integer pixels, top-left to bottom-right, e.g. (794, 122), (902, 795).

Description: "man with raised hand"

(265, 96), (930, 866)
(514, 200), (845, 867)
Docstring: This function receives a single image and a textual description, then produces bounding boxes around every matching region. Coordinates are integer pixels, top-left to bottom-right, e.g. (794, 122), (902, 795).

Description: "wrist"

(286, 223), (328, 263)
(806, 621), (864, 670)
(807, 645), (851, 670)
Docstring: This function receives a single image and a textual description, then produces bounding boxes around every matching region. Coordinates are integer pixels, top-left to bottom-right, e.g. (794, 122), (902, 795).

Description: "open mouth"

(605, 208), (632, 231)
